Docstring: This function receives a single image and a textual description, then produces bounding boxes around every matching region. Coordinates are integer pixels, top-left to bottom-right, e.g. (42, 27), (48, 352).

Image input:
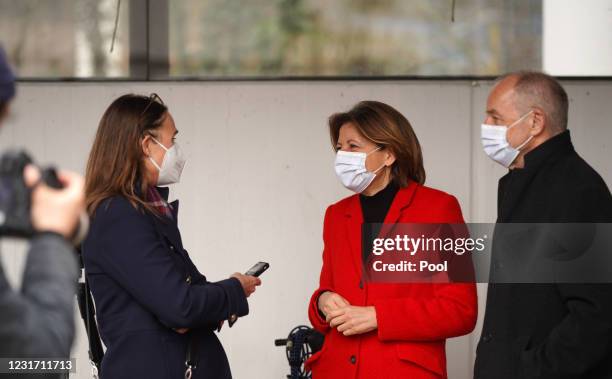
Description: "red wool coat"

(307, 182), (477, 379)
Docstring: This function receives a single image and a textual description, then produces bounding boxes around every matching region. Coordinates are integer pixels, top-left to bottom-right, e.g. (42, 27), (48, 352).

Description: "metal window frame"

(16, 75), (612, 83)
(13, 0), (612, 83)
(129, 0), (168, 80)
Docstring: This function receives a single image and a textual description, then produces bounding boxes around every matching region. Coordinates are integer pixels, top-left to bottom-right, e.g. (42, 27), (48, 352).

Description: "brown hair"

(329, 100), (425, 187)
(85, 93), (167, 216)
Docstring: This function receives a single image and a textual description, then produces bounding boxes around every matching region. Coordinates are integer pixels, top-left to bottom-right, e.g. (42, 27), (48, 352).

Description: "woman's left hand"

(326, 305), (377, 336)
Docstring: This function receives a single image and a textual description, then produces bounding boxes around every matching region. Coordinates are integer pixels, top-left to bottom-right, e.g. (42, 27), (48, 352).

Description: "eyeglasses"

(141, 93), (164, 116)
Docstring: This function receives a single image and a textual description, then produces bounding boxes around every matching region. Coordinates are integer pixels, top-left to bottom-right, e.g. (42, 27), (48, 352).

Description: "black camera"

(0, 150), (63, 238)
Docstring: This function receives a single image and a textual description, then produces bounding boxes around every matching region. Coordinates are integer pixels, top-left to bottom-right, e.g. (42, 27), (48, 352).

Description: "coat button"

(186, 275), (192, 284)
(230, 314), (237, 323)
(170, 245), (175, 251)
(482, 333), (493, 343)
(349, 355), (356, 364)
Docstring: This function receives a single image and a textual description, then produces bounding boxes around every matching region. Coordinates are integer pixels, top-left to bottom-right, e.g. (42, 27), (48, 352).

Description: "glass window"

(0, 0), (130, 78)
(168, 0), (542, 77)
(1, 0), (611, 79)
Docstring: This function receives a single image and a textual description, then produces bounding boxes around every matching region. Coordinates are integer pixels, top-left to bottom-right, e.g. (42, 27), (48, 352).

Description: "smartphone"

(245, 261), (270, 277)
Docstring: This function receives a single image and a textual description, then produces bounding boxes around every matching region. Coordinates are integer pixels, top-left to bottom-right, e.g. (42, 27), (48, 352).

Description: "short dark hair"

(500, 71), (569, 133)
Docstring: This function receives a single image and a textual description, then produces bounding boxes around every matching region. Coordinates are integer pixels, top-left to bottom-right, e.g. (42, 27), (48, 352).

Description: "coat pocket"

(395, 342), (445, 377)
(104, 330), (172, 379)
(304, 335), (329, 372)
(514, 335), (539, 379)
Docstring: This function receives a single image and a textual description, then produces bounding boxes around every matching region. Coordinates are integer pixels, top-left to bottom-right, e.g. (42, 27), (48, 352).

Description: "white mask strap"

(149, 156), (162, 171)
(366, 146), (381, 156)
(516, 135), (533, 151)
(367, 146), (386, 173)
(508, 110), (533, 129)
(147, 136), (167, 171)
(372, 163), (386, 174)
(150, 137), (169, 152)
(509, 110), (534, 151)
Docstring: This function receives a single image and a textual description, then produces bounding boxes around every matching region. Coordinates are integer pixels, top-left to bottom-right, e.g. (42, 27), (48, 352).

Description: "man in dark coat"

(0, 47), (84, 378)
(474, 71), (612, 379)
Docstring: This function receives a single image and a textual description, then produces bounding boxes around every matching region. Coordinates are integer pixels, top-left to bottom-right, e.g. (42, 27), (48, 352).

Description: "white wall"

(0, 80), (610, 379)
(543, 0), (612, 76)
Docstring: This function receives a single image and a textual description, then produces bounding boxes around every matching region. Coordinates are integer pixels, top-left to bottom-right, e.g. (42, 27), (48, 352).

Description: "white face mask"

(148, 137), (186, 186)
(334, 147), (385, 193)
(481, 110), (533, 168)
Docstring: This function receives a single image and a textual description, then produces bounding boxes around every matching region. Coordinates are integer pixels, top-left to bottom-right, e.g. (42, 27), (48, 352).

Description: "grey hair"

(497, 71), (569, 133)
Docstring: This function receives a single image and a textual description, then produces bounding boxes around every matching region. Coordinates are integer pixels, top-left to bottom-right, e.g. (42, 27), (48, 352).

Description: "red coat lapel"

(382, 181), (418, 225)
(343, 193), (364, 279)
(343, 181), (419, 279)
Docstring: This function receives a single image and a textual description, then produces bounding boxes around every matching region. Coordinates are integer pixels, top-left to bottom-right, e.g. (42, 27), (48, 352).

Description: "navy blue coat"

(82, 187), (248, 379)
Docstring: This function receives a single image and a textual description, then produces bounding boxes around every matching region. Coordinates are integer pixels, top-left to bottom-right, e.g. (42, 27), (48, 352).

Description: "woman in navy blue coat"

(82, 94), (261, 379)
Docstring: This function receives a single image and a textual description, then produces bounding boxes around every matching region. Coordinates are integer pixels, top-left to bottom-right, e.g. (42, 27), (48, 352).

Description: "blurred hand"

(24, 165), (85, 239)
(327, 305), (377, 336)
(317, 291), (349, 318)
(231, 273), (261, 297)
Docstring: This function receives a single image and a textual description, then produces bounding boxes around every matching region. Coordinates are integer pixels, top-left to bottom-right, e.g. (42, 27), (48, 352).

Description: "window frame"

(11, 0), (612, 82)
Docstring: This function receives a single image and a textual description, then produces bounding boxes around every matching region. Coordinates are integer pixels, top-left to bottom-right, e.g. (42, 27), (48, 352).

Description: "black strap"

(76, 250), (104, 376)
(185, 331), (199, 370)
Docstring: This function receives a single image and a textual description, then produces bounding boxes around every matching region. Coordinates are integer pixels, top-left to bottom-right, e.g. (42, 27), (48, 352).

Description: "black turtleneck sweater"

(360, 181), (399, 262)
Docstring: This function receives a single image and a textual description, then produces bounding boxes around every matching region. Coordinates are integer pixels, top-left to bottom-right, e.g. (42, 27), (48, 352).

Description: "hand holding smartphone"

(224, 262), (269, 330)
(245, 261), (270, 277)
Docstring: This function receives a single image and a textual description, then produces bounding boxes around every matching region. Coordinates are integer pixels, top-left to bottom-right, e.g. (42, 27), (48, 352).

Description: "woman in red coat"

(306, 101), (477, 379)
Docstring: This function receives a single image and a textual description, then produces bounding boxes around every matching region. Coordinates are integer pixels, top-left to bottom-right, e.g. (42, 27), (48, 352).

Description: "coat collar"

(498, 130), (574, 221)
(155, 186), (170, 201)
(522, 130), (574, 171)
(133, 181), (182, 249)
(134, 181), (180, 220)
(343, 180), (419, 278)
(344, 180), (418, 223)
(154, 186), (180, 220)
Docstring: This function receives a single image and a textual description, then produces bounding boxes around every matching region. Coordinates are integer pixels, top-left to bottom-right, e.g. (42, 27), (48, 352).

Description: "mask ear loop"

(372, 163), (386, 174)
(144, 134), (166, 172)
(149, 156), (162, 171)
(366, 146), (382, 156)
(368, 146), (387, 174)
(150, 136), (169, 152)
(509, 110), (535, 151)
(508, 110), (534, 129)
(516, 135), (534, 151)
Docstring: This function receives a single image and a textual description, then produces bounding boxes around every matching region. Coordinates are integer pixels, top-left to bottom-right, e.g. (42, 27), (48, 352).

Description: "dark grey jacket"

(0, 233), (79, 378)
